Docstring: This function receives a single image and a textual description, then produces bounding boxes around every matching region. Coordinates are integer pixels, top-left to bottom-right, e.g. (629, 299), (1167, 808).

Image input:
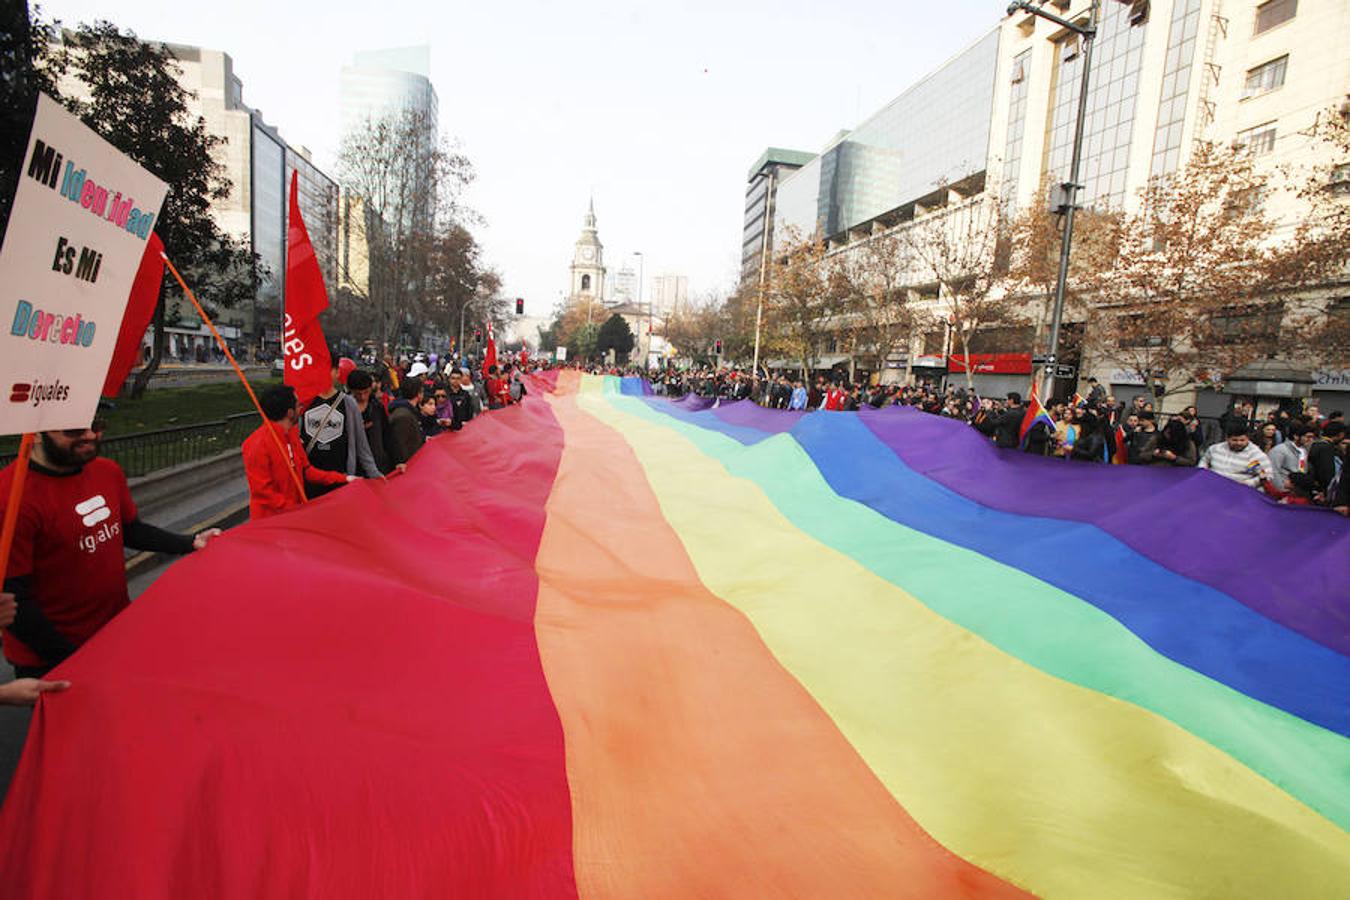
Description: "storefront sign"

(947, 353), (1032, 375)
(1313, 369), (1350, 392)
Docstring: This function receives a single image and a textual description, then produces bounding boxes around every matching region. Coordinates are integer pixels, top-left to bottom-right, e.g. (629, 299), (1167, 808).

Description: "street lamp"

(751, 166), (775, 377)
(1007, 0), (1100, 396)
(634, 250), (647, 368)
(458, 294), (489, 361)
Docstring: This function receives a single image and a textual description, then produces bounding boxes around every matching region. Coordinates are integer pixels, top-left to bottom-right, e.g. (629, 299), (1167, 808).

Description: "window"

(580, 274), (591, 291)
(1235, 122), (1277, 155)
(1327, 163), (1350, 195)
(1207, 303), (1283, 345)
(1243, 56), (1287, 98)
(1254, 0), (1296, 35)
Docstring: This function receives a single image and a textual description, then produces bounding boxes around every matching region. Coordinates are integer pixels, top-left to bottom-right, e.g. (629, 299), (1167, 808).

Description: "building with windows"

(649, 274), (689, 318)
(57, 41), (340, 358)
(751, 0), (1349, 408)
(741, 148), (815, 286)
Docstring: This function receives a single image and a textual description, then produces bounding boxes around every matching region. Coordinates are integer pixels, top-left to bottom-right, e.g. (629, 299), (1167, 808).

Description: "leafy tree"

(596, 313), (635, 362)
(0, 5), (63, 239)
(568, 322), (600, 362)
(43, 21), (260, 395)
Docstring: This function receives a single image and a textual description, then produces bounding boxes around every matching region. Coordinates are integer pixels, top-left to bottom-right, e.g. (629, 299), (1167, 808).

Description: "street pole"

(635, 251), (646, 368)
(752, 167), (774, 377)
(458, 295), (485, 361)
(1008, 0), (1099, 398)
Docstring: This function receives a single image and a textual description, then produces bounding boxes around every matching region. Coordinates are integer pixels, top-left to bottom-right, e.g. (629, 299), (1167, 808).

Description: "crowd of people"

(0, 348), (538, 707)
(243, 351), (535, 519)
(2, 353), (1345, 708)
(644, 366), (1349, 513)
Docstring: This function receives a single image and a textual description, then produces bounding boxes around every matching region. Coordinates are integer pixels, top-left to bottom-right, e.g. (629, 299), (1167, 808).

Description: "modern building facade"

(339, 46), (439, 142)
(741, 148), (815, 286)
(58, 41), (341, 357)
(750, 0), (1349, 407)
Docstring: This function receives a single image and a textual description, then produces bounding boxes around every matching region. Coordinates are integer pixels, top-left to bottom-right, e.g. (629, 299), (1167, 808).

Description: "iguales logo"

(7, 378), (71, 407)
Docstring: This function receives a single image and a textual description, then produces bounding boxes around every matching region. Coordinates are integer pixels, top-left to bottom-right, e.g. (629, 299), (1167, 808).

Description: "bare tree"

(763, 228), (839, 378)
(897, 196), (1018, 392)
(1093, 135), (1347, 396)
(337, 108), (473, 353)
(1007, 177), (1121, 362)
(835, 233), (924, 378)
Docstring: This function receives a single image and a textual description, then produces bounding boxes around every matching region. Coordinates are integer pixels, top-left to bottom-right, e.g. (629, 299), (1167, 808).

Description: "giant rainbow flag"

(1, 371), (1347, 897)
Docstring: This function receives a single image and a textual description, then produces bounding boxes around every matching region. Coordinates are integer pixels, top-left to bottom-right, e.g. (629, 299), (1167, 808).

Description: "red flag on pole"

(101, 232), (164, 398)
(482, 320), (498, 379)
(283, 170), (331, 404)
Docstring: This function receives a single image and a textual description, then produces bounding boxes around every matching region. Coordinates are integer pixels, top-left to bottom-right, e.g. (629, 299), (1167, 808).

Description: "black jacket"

(993, 405), (1024, 449)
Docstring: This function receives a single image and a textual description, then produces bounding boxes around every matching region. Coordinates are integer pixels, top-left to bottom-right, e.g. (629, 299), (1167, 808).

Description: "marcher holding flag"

(1018, 381), (1056, 454)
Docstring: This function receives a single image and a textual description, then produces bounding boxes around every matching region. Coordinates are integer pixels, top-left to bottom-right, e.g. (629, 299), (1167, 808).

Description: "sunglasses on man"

(60, 419), (107, 438)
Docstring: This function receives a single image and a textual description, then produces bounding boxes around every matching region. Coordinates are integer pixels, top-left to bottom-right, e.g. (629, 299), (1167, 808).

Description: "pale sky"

(37, 0), (999, 315)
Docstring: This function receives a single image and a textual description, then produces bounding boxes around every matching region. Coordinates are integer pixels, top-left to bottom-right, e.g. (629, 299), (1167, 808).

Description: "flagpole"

(0, 433), (36, 583)
(161, 253), (307, 502)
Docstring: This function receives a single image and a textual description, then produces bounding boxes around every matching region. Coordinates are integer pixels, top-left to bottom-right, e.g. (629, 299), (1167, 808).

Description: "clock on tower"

(569, 198), (606, 303)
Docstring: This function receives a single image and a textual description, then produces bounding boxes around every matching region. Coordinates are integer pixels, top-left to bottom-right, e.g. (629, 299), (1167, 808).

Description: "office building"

(750, 0), (1349, 406)
(339, 46), (438, 140)
(741, 148), (814, 286)
(649, 274), (689, 318)
(57, 41), (340, 357)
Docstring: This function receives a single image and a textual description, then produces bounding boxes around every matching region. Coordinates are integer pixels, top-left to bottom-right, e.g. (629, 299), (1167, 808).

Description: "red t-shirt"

(0, 458), (138, 668)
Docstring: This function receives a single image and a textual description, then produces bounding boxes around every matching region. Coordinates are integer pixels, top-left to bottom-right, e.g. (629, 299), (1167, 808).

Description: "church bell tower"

(569, 198), (606, 304)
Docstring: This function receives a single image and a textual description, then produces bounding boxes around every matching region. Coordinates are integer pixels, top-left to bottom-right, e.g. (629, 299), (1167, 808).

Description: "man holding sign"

(0, 422), (221, 680)
(0, 95), (216, 690)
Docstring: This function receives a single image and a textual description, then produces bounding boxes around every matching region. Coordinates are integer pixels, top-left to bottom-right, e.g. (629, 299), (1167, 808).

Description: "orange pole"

(160, 253), (307, 502)
(0, 433), (36, 581)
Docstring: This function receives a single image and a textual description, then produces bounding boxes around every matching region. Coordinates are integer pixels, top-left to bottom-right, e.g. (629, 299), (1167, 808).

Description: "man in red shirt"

(0, 420), (222, 679)
(242, 384), (354, 519)
(485, 364), (512, 409)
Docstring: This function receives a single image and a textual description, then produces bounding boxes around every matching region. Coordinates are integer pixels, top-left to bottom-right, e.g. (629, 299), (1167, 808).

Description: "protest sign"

(0, 93), (168, 434)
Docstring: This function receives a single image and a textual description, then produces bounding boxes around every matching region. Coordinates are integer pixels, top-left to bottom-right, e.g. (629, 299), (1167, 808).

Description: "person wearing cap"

(297, 356), (382, 493)
(1, 422), (222, 680)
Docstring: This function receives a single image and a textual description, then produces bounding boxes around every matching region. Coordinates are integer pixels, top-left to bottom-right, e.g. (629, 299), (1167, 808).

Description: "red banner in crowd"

(283, 171), (331, 404)
(100, 232), (165, 398)
(483, 319), (498, 378)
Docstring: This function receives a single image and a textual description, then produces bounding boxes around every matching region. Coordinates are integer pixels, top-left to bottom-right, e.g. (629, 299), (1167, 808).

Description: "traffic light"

(515, 298), (524, 315)
(474, 328), (482, 341)
(714, 339), (723, 355)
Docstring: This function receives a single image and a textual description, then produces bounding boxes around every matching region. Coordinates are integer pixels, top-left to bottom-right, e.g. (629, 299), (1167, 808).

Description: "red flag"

(283, 170), (332, 404)
(482, 320), (498, 378)
(101, 232), (164, 397)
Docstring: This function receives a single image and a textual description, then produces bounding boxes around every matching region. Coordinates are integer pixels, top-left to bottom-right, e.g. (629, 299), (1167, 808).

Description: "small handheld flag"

(1018, 381), (1056, 449)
